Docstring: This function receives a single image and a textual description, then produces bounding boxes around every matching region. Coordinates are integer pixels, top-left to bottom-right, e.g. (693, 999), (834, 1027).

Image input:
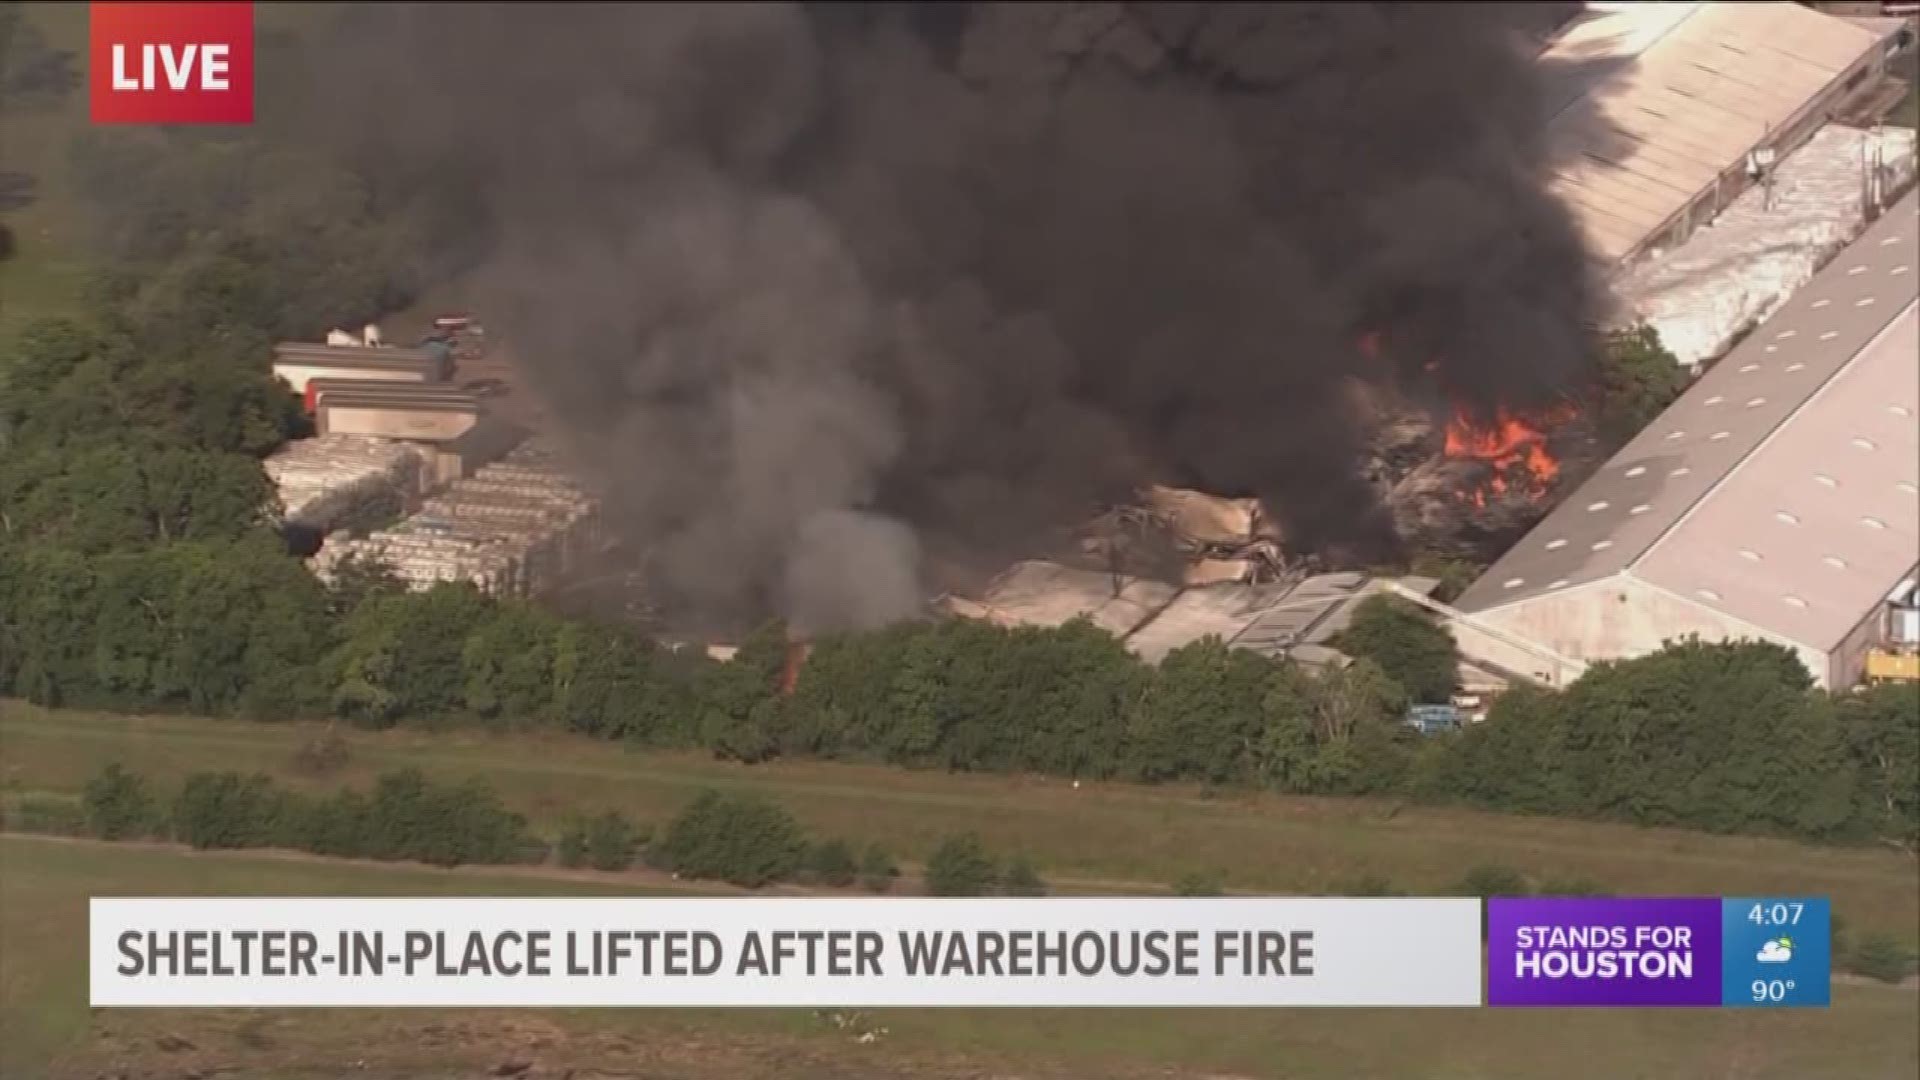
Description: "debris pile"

(265, 434), (427, 533)
(1077, 485), (1296, 586)
(1617, 123), (1918, 365)
(311, 440), (601, 597)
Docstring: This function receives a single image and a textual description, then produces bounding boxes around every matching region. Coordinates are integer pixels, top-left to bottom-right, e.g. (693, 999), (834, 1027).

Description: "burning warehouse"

(285, 3), (1624, 638)
(1450, 193), (1920, 690)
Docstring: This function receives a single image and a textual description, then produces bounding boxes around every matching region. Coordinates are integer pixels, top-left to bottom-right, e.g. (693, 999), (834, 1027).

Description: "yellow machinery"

(1865, 648), (1920, 683)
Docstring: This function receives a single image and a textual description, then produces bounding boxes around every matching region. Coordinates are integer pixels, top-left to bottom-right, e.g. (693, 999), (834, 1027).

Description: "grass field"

(5, 701), (1917, 941)
(3, 834), (1916, 1080)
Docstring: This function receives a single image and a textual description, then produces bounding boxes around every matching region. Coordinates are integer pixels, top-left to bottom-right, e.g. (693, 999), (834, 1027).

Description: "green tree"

(805, 838), (859, 888)
(858, 843), (899, 893)
(1595, 325), (1689, 446)
(1408, 554), (1483, 604)
(323, 554), (406, 620)
(0, 317), (300, 458)
(83, 763), (156, 840)
(1253, 662), (1338, 793)
(925, 832), (998, 897)
(584, 810), (643, 871)
(1123, 637), (1274, 783)
(0, 443), (276, 553)
(550, 622), (696, 745)
(173, 772), (291, 850)
(353, 768), (529, 867)
(654, 789), (806, 888)
(1298, 659), (1408, 794)
(151, 537), (335, 719)
(1419, 684), (1573, 814)
(556, 818), (590, 869)
(1555, 640), (1856, 839)
(1847, 933), (1917, 985)
(328, 584), (498, 726)
(1836, 683), (1919, 844)
(696, 622), (786, 764)
(1333, 595), (1458, 704)
(461, 601), (562, 722)
(987, 620), (1143, 778)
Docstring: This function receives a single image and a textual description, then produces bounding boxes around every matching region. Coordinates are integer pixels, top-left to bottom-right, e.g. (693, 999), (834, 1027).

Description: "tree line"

(2, 121), (1913, 851)
(2, 453), (1912, 852)
(3, 538), (1913, 847)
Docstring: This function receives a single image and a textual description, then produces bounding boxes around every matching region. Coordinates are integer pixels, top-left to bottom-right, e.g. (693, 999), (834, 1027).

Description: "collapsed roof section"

(946, 559), (1440, 667)
(1076, 485), (1294, 587)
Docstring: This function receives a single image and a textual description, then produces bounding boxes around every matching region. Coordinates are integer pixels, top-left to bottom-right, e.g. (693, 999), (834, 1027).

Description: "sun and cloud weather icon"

(1756, 938), (1794, 964)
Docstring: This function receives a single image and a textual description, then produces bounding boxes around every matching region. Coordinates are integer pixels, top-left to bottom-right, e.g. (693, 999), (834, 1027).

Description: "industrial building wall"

(1473, 575), (1833, 687)
(317, 405), (477, 442)
(272, 363), (429, 395)
(1438, 597), (1593, 690)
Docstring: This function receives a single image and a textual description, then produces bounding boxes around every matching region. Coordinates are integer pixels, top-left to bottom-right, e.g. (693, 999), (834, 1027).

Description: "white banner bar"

(92, 897), (1482, 1007)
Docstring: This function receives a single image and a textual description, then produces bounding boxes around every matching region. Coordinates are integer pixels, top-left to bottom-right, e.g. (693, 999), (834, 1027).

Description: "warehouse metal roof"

(309, 379), (484, 409)
(1457, 191), (1920, 652)
(957, 561), (1180, 639)
(1541, 1), (1886, 265)
(955, 562), (1441, 665)
(273, 342), (448, 367)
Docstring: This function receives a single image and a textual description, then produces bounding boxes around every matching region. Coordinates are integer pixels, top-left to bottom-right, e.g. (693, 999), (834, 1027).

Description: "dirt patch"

(56, 1010), (1127, 1080)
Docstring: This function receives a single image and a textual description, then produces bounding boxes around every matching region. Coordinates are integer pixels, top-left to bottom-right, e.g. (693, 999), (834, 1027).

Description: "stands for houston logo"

(1486, 898), (1723, 1007)
(90, 2), (254, 124)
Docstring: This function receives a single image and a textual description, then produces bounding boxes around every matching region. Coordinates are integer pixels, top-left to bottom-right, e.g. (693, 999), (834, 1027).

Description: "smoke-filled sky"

(281, 2), (1601, 632)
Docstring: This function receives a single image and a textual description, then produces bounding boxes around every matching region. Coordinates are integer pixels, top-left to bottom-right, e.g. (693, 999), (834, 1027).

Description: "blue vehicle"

(1404, 703), (1463, 736)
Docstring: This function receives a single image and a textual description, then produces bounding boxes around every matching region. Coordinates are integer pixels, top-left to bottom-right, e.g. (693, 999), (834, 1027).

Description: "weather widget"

(1721, 898), (1831, 1008)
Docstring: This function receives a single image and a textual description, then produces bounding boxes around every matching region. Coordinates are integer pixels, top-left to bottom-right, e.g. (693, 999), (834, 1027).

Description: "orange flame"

(779, 640), (811, 697)
(1442, 404), (1570, 507)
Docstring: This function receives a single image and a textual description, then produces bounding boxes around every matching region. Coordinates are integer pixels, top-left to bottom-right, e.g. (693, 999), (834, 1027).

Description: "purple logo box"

(1487, 897), (1722, 1007)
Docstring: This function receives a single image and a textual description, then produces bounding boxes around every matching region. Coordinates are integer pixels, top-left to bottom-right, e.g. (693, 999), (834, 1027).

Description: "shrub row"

(22, 768), (1917, 982)
(113, 764), (540, 867)
(63, 764), (906, 892)
(924, 832), (1048, 897)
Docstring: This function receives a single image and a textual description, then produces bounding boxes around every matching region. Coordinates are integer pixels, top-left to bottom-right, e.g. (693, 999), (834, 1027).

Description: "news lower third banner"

(90, 896), (1831, 1008)
(90, 897), (1482, 1008)
(1485, 896), (1832, 1008)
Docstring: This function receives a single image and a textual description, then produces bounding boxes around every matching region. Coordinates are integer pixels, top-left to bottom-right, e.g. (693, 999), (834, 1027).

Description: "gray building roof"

(308, 379), (483, 408)
(1457, 191), (1920, 652)
(1540, 1), (1887, 265)
(273, 342), (448, 368)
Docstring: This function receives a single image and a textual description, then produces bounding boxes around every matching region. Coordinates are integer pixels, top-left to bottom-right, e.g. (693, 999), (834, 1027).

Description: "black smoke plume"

(277, 2), (1600, 633)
